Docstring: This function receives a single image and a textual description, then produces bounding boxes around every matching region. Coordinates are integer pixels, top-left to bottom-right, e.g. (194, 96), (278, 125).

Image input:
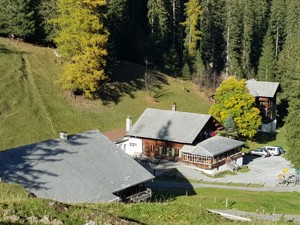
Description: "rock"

(5, 215), (20, 223)
(27, 215), (39, 224)
(85, 220), (99, 225)
(39, 216), (51, 225)
(50, 218), (64, 225)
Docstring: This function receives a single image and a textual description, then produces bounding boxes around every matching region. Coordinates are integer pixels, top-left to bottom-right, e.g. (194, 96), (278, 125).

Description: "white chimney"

(126, 115), (132, 132)
(59, 131), (68, 141)
(172, 102), (177, 111)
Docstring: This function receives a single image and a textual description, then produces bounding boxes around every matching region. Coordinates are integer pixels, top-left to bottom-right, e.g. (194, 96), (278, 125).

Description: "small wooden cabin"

(246, 79), (280, 132)
(126, 108), (222, 158)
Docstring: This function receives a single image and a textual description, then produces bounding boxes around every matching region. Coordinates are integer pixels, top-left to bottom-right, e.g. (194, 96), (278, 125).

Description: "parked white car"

(264, 146), (285, 156)
(249, 148), (270, 157)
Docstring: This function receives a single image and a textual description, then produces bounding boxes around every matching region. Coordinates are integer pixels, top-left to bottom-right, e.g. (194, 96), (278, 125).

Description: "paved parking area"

(151, 155), (298, 188)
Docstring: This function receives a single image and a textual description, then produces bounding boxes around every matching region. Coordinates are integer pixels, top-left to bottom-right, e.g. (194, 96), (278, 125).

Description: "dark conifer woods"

(0, 0), (300, 166)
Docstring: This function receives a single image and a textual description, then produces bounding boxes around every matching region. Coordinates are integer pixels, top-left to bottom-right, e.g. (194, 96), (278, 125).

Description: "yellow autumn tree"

(182, 0), (202, 58)
(209, 76), (261, 138)
(53, 0), (108, 98)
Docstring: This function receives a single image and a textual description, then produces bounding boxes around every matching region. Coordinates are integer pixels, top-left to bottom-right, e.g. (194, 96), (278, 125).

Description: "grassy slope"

(1, 183), (299, 224)
(0, 38), (211, 151)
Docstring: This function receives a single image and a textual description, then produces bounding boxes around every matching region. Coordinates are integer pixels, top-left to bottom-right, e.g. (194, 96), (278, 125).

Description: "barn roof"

(126, 108), (212, 144)
(181, 136), (244, 157)
(246, 79), (280, 98)
(0, 130), (154, 203)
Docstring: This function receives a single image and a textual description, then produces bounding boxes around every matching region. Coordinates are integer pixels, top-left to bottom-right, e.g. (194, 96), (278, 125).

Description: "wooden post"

(226, 198), (228, 207)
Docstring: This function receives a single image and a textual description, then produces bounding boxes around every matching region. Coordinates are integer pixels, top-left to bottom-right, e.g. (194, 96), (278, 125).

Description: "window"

(129, 142), (137, 147)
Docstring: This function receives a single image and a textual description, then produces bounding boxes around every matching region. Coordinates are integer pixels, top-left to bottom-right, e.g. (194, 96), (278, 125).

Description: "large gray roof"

(181, 136), (244, 157)
(127, 108), (212, 144)
(0, 130), (154, 203)
(246, 79), (280, 98)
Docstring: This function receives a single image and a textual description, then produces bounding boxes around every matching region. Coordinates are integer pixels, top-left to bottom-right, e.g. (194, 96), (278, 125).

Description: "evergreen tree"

(268, 0), (287, 59)
(276, 0), (300, 167)
(209, 76), (261, 138)
(219, 116), (239, 139)
(225, 0), (244, 78)
(200, 0), (226, 78)
(182, 63), (191, 80)
(38, 0), (59, 42)
(285, 100), (300, 168)
(106, 0), (128, 60)
(249, 0), (269, 75)
(241, 1), (255, 78)
(284, 0), (300, 39)
(257, 30), (276, 81)
(147, 0), (171, 66)
(0, 0), (35, 38)
(192, 50), (206, 90)
(53, 0), (109, 98)
(164, 45), (181, 76)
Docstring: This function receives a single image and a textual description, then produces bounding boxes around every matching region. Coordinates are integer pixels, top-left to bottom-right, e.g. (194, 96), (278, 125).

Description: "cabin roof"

(246, 79), (280, 98)
(181, 136), (244, 157)
(127, 108), (212, 144)
(0, 130), (154, 203)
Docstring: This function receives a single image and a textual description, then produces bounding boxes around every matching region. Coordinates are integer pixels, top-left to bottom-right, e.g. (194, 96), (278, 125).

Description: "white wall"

(116, 137), (143, 156)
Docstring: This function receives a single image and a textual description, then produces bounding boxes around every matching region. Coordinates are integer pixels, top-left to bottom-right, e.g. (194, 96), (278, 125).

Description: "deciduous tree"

(53, 0), (109, 98)
(182, 0), (202, 59)
(209, 76), (261, 138)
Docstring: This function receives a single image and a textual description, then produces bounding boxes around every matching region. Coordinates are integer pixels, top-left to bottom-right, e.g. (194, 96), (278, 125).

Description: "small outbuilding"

(246, 79), (281, 132)
(180, 136), (245, 175)
(0, 130), (154, 203)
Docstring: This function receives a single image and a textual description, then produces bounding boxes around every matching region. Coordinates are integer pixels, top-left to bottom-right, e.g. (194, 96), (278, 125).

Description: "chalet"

(118, 107), (245, 174)
(117, 107), (244, 174)
(0, 130), (154, 203)
(246, 79), (281, 132)
(180, 136), (244, 175)
(123, 107), (222, 158)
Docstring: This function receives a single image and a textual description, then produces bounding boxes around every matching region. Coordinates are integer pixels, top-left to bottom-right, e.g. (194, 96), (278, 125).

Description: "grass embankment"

(0, 38), (211, 151)
(1, 183), (299, 224)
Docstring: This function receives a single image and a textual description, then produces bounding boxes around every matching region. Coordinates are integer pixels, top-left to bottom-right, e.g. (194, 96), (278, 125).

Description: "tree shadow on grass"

(98, 61), (169, 105)
(146, 168), (197, 202)
(0, 43), (29, 55)
(0, 132), (90, 196)
(252, 131), (277, 144)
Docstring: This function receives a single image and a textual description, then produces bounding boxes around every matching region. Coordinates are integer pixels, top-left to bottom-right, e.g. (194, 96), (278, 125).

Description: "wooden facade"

(181, 150), (243, 170)
(256, 95), (277, 123)
(143, 138), (184, 158)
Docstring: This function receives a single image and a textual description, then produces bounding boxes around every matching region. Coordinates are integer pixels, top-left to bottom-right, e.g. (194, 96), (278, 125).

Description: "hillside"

(0, 38), (212, 151)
